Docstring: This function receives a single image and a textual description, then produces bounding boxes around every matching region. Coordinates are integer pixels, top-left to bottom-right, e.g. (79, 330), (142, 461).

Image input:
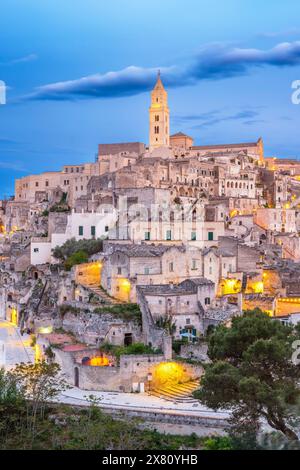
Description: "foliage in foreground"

(0, 364), (205, 450)
(2, 361), (298, 449)
(194, 309), (300, 442)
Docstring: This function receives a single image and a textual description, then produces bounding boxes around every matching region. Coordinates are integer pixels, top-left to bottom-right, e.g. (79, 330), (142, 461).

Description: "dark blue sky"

(1, 0), (300, 197)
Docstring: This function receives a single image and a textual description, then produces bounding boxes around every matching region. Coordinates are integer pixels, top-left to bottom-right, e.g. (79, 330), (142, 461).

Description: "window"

(45, 181), (49, 187)
(192, 259), (197, 270)
(33, 248), (39, 253)
(186, 318), (191, 325)
(169, 262), (174, 272)
(166, 230), (172, 241)
(144, 231), (150, 241)
(78, 226), (83, 236)
(144, 267), (150, 275)
(209, 266), (212, 275)
(105, 225), (109, 232)
(205, 297), (211, 305)
(117, 267), (122, 275)
(191, 231), (196, 241)
(91, 226), (96, 237)
(208, 231), (214, 241)
(35, 182), (39, 187)
(155, 115), (159, 122)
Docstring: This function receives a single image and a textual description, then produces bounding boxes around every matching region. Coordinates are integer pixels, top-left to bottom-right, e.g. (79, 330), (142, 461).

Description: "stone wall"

(180, 342), (209, 362)
(61, 310), (142, 346)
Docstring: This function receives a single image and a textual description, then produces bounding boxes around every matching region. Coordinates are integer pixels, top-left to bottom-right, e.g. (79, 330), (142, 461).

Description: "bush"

(99, 342), (161, 363)
(172, 338), (188, 354)
(59, 304), (81, 317)
(93, 303), (142, 323)
(203, 436), (233, 450)
(64, 250), (88, 270)
(49, 204), (70, 213)
(53, 238), (103, 261)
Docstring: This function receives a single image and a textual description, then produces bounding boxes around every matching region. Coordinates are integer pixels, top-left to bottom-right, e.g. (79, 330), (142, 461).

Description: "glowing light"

(86, 356), (110, 366)
(152, 362), (188, 388)
(251, 281), (264, 294)
(120, 279), (131, 290)
(35, 344), (42, 363)
(264, 310), (273, 317)
(38, 326), (53, 334)
(11, 308), (18, 326)
(219, 278), (241, 295)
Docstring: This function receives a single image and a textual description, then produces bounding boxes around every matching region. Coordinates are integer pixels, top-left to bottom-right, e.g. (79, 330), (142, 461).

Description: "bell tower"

(149, 71), (170, 151)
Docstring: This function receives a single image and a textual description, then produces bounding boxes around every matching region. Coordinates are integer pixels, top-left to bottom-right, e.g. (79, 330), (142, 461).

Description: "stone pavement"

(0, 320), (34, 369)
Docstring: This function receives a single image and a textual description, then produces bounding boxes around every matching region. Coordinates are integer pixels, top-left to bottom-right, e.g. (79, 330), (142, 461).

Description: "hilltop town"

(1, 72), (300, 400)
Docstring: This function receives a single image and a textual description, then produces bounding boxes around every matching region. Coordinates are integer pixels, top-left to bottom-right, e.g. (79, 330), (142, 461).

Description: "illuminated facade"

(149, 71), (170, 151)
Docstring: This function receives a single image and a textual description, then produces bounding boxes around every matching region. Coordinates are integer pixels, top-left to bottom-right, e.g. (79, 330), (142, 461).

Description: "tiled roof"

(108, 243), (185, 258)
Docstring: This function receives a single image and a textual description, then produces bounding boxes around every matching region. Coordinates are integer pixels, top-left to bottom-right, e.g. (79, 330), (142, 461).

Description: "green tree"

(194, 310), (300, 442)
(11, 362), (69, 436)
(53, 237), (103, 261)
(64, 250), (88, 270)
(0, 368), (26, 440)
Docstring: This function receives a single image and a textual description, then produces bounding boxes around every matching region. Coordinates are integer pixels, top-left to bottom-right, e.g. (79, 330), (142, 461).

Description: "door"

(74, 367), (79, 387)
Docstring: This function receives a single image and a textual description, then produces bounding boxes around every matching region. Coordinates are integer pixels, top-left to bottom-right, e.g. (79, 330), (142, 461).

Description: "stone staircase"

(82, 283), (124, 305)
(150, 379), (200, 403)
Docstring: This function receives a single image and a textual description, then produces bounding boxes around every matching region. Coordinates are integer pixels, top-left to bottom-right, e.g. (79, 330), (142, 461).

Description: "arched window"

(155, 115), (159, 122)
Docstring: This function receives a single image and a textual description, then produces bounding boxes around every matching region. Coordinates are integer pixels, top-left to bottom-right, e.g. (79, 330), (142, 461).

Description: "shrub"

(93, 303), (142, 323)
(53, 238), (103, 261)
(59, 304), (81, 317)
(64, 250), (88, 270)
(99, 342), (161, 363)
(203, 436), (233, 450)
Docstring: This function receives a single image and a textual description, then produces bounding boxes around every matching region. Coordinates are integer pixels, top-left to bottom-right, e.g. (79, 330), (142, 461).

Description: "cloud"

(26, 65), (183, 101)
(188, 42), (300, 81)
(0, 54), (38, 66)
(0, 161), (27, 172)
(258, 28), (300, 39)
(24, 41), (300, 101)
(173, 109), (261, 129)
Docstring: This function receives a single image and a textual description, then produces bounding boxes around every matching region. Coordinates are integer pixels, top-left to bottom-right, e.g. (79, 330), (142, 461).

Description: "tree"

(52, 238), (103, 261)
(0, 368), (26, 440)
(11, 362), (69, 436)
(64, 250), (88, 270)
(194, 309), (300, 442)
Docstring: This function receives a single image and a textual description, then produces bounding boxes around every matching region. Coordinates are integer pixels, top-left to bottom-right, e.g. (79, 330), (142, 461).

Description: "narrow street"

(0, 320), (34, 368)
